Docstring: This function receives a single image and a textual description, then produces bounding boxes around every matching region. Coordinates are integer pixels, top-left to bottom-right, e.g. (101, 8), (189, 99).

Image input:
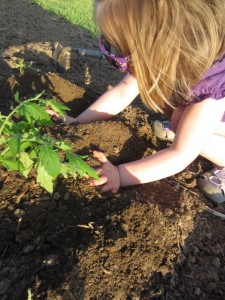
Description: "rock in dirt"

(42, 254), (59, 267)
(194, 287), (201, 296)
(0, 279), (11, 295)
(212, 257), (221, 269)
(23, 245), (35, 254)
(14, 209), (25, 218)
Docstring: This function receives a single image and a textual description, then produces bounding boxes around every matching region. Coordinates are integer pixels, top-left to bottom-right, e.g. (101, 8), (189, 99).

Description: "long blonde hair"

(94, 0), (225, 113)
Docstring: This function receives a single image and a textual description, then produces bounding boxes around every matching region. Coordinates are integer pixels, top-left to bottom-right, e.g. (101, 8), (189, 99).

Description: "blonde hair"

(94, 0), (225, 113)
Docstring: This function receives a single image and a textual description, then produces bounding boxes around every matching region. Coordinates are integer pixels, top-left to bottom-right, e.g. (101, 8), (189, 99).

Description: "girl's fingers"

(95, 168), (103, 175)
(101, 183), (118, 193)
(46, 109), (64, 123)
(46, 109), (59, 117)
(90, 175), (108, 187)
(92, 151), (118, 193)
(93, 151), (108, 163)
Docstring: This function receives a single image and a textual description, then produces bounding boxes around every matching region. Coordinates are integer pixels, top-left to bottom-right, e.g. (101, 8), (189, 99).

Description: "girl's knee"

(171, 105), (186, 132)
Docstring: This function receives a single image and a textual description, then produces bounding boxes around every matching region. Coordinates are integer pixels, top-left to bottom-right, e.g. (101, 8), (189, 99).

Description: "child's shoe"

(152, 120), (175, 142)
(197, 167), (225, 204)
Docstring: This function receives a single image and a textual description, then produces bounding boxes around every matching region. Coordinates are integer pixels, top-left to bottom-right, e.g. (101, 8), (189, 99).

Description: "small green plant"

(0, 91), (98, 193)
(14, 58), (34, 74)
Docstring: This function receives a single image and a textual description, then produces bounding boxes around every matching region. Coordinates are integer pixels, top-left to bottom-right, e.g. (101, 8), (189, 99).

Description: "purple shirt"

(191, 54), (225, 121)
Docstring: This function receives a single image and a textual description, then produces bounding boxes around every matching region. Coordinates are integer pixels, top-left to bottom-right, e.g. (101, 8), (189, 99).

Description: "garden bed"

(1, 1), (225, 299)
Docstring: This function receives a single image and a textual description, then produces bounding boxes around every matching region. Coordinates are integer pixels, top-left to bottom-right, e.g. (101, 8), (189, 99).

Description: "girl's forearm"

(117, 148), (194, 186)
(76, 73), (139, 124)
(75, 104), (114, 124)
(75, 90), (122, 123)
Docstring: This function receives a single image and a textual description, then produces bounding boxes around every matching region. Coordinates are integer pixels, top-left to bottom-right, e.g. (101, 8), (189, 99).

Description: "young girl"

(51, 0), (225, 203)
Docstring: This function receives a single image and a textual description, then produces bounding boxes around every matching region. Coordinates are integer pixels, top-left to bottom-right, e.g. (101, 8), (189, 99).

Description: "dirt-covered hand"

(91, 151), (120, 193)
(46, 109), (78, 124)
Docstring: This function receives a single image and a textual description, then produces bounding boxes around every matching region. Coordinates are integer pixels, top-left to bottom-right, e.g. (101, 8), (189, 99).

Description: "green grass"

(31, 0), (97, 35)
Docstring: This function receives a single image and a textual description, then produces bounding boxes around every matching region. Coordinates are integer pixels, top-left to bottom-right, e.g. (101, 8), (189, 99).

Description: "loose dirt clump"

(1, 1), (225, 300)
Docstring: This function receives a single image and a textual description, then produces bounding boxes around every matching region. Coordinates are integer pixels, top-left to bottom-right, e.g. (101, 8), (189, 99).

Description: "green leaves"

(8, 136), (21, 157)
(66, 152), (99, 179)
(18, 102), (53, 125)
(0, 91), (98, 194)
(37, 163), (55, 194)
(38, 144), (61, 178)
(46, 100), (70, 122)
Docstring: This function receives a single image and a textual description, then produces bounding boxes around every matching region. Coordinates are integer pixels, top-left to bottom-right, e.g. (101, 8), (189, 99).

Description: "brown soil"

(1, 1), (225, 300)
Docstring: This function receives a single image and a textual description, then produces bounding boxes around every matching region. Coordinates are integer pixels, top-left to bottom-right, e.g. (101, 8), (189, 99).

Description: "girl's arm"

(76, 73), (139, 123)
(92, 97), (225, 192)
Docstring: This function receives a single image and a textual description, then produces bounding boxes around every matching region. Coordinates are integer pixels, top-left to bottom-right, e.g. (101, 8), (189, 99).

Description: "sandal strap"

(161, 121), (175, 140)
(214, 168), (225, 180)
(209, 168), (225, 192)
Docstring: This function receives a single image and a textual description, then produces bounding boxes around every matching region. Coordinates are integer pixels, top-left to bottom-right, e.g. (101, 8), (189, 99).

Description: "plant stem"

(0, 97), (42, 135)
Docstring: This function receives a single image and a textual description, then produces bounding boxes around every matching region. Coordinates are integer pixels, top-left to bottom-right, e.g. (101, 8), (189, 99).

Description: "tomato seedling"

(0, 91), (98, 193)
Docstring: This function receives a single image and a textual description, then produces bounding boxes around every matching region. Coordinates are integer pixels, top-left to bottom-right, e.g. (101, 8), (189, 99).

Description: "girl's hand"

(91, 151), (121, 193)
(46, 109), (78, 125)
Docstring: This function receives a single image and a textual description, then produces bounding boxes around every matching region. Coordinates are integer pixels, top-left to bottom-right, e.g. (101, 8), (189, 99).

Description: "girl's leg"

(171, 105), (225, 165)
(172, 105), (225, 203)
(200, 134), (225, 166)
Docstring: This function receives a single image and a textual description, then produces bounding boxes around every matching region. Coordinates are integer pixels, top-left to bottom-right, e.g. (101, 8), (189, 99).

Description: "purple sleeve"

(191, 54), (225, 101)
